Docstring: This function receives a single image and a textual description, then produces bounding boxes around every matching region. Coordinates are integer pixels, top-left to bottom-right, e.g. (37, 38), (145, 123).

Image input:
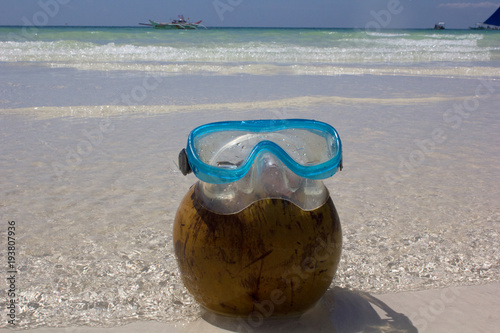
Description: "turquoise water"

(1, 26), (500, 73)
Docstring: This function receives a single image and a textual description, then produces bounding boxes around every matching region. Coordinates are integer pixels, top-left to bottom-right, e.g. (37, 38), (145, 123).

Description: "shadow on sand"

(201, 287), (418, 333)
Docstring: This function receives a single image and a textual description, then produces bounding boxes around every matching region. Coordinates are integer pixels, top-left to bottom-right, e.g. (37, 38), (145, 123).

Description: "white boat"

(139, 15), (203, 30)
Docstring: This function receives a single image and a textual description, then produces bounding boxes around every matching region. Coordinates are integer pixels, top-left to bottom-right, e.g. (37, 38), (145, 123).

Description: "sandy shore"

(1, 73), (499, 330)
(1, 283), (498, 332)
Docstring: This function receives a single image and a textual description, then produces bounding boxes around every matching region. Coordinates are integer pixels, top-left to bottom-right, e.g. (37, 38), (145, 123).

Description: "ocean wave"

(0, 27), (497, 73)
(365, 32), (411, 37)
(39, 62), (499, 79)
(424, 33), (484, 40)
(0, 38), (492, 65)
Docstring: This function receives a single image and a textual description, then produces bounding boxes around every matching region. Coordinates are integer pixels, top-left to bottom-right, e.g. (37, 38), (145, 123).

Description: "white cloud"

(439, 2), (500, 8)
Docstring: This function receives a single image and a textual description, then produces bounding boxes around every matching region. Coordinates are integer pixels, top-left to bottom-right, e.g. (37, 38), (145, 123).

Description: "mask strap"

(178, 148), (192, 176)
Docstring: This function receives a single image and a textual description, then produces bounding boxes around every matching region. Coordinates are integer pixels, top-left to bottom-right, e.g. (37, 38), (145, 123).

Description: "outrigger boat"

(139, 15), (203, 30)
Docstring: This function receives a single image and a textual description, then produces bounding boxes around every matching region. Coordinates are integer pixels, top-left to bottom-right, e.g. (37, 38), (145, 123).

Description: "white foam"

(0, 34), (493, 68)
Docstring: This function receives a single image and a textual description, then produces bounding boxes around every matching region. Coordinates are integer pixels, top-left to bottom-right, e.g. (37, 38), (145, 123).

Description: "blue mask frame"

(179, 119), (342, 184)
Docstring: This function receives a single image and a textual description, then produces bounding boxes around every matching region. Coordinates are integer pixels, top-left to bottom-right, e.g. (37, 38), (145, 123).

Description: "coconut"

(174, 185), (342, 316)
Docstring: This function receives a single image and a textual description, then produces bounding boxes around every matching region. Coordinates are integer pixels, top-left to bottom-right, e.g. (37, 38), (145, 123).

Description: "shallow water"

(2, 75), (499, 328)
(1, 27), (500, 329)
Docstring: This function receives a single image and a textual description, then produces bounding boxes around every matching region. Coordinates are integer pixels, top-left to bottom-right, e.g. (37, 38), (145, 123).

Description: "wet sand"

(1, 72), (499, 330)
(1, 284), (498, 332)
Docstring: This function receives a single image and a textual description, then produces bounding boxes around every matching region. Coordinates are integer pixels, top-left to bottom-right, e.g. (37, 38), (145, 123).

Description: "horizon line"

(0, 25), (485, 30)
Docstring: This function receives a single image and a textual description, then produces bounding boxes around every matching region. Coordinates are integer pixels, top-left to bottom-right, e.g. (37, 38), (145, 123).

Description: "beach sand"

(1, 283), (498, 332)
(1, 71), (499, 331)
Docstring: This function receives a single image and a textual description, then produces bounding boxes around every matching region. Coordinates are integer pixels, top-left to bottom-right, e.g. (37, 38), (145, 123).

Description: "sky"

(0, 0), (499, 29)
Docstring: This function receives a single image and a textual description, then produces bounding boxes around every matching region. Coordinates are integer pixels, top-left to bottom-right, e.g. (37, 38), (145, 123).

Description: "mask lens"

(193, 128), (338, 169)
(185, 119), (342, 183)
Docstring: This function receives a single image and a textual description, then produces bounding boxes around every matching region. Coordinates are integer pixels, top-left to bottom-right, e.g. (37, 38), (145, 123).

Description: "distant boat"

(433, 22), (445, 30)
(139, 15), (203, 30)
(470, 6), (500, 30)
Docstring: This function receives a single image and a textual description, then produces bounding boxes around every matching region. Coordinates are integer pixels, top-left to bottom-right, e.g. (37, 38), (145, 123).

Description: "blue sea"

(1, 27), (499, 330)
(1, 26), (500, 76)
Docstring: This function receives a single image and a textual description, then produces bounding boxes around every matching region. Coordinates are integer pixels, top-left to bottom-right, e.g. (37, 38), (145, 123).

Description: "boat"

(139, 15), (203, 30)
(433, 22), (445, 30)
(470, 6), (500, 30)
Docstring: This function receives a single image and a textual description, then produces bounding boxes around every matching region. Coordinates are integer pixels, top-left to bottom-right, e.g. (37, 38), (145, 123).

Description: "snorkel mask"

(178, 119), (342, 214)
